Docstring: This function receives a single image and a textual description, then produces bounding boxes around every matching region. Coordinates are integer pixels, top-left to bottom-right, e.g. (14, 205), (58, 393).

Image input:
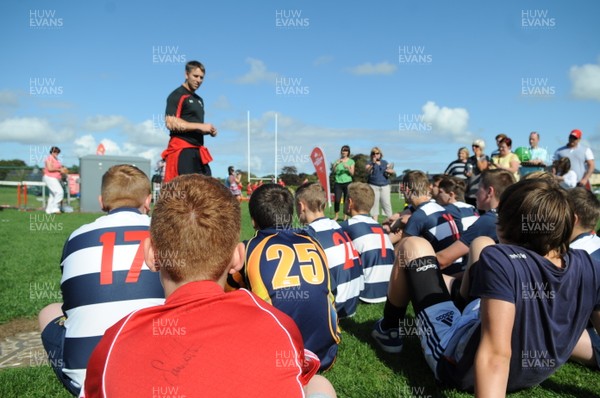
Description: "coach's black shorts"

(178, 148), (212, 176)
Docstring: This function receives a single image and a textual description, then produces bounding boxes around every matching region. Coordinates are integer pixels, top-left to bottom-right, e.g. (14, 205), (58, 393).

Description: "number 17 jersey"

(243, 228), (340, 371)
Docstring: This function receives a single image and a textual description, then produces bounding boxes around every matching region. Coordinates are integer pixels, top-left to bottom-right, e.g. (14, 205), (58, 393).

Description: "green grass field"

(1, 194), (600, 398)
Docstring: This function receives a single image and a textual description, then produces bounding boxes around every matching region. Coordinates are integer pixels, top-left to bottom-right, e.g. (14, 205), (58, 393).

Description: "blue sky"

(1, 0), (599, 179)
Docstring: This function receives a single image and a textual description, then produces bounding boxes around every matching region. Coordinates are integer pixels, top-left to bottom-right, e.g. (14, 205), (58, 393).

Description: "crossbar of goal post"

(246, 111), (278, 187)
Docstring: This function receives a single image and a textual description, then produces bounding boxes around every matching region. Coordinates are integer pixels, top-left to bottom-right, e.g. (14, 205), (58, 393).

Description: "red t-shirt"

(83, 280), (319, 398)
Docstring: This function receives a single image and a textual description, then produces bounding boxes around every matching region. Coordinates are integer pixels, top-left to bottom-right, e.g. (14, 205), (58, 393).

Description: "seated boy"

(83, 175), (336, 398)
(340, 182), (394, 303)
(38, 164), (165, 396)
(373, 178), (600, 394)
(567, 187), (600, 262)
(295, 182), (364, 318)
(236, 183), (340, 371)
(435, 176), (479, 233)
(435, 169), (515, 274)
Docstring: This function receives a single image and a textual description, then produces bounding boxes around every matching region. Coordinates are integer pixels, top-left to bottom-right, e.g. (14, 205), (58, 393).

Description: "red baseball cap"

(570, 129), (582, 139)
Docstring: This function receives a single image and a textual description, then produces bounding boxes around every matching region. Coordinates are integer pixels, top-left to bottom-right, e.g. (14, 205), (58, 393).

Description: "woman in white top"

(553, 157), (577, 189)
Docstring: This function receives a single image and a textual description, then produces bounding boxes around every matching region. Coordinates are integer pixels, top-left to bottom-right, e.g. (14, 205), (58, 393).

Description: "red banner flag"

(310, 147), (331, 207)
(96, 143), (106, 156)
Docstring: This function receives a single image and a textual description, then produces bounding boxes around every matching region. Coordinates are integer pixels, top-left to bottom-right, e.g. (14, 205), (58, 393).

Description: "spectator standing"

(366, 146), (395, 220)
(444, 147), (469, 180)
(489, 133), (507, 159)
(465, 139), (489, 208)
(491, 137), (520, 181)
(226, 165), (242, 200)
(520, 131), (548, 176)
(43, 146), (67, 214)
(553, 129), (595, 189)
(331, 144), (355, 221)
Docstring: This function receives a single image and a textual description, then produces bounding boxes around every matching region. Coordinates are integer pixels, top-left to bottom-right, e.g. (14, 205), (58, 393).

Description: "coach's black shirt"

(165, 85), (205, 146)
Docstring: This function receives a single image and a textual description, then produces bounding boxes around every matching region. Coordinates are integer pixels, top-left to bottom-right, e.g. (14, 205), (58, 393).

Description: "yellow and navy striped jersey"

(233, 228), (340, 371)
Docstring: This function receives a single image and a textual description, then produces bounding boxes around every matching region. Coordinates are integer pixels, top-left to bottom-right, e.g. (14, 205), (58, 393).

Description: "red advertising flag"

(96, 143), (106, 156)
(310, 147), (331, 207)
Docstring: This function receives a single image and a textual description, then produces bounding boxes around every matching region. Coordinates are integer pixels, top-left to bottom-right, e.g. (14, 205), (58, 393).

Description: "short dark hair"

(497, 178), (574, 256)
(101, 164), (150, 211)
(438, 176), (467, 202)
(567, 187), (600, 232)
(553, 157), (571, 175)
(185, 60), (205, 73)
(249, 184), (294, 229)
(347, 182), (374, 213)
(50, 146), (61, 154)
(480, 169), (515, 200)
(499, 137), (513, 148)
(295, 182), (326, 213)
(402, 170), (430, 197)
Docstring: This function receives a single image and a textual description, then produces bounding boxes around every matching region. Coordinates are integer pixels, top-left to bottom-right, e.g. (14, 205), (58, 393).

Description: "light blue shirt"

(529, 146), (548, 165)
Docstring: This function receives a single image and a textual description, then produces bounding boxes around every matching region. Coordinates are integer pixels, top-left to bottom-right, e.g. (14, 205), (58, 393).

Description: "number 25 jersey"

(242, 228), (340, 371)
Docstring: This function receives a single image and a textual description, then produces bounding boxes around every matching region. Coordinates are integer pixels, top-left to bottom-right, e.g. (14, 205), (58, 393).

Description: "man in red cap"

(553, 129), (595, 189)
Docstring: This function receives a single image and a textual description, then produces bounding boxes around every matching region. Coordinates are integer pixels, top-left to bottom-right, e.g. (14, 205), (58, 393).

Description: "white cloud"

(0, 90), (19, 106)
(421, 101), (469, 136)
(212, 94), (232, 110)
(83, 115), (128, 131)
(314, 55), (333, 66)
(72, 135), (99, 158)
(570, 61), (600, 101)
(73, 133), (160, 161)
(0, 117), (73, 144)
(234, 58), (278, 84)
(347, 62), (397, 76)
(123, 119), (169, 147)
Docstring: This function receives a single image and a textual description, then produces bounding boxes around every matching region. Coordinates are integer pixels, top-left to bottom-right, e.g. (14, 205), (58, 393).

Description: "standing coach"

(162, 60), (218, 182)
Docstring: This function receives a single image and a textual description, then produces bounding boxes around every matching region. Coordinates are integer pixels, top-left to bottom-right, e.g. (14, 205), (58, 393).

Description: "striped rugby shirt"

(60, 208), (164, 389)
(306, 217), (365, 318)
(340, 214), (394, 303)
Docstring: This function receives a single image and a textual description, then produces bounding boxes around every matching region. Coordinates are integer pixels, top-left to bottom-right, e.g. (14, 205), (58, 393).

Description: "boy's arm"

(475, 297), (515, 398)
(436, 240), (468, 269)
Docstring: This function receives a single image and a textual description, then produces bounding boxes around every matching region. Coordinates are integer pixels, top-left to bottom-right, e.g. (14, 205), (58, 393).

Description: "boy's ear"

(297, 200), (306, 214)
(228, 242), (246, 274)
(143, 194), (152, 214)
(143, 237), (159, 272)
(346, 197), (353, 210)
(98, 196), (107, 212)
(488, 186), (496, 200)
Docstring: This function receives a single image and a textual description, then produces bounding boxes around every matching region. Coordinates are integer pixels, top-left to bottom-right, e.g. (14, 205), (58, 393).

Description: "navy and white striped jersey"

(340, 214), (394, 303)
(307, 217), (365, 318)
(444, 201), (479, 233)
(60, 208), (165, 389)
(570, 232), (600, 263)
(404, 200), (460, 252)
